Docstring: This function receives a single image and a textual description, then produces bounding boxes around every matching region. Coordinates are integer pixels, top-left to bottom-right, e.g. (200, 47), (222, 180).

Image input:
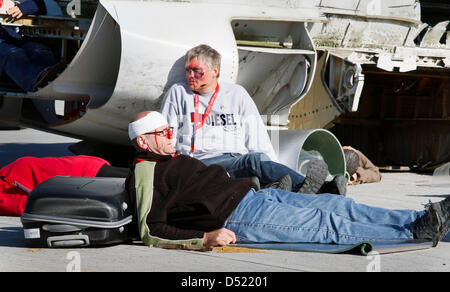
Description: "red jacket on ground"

(0, 155), (109, 216)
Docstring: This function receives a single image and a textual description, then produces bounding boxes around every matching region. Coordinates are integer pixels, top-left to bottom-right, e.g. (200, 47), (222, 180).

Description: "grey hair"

(185, 44), (221, 77)
(344, 149), (360, 176)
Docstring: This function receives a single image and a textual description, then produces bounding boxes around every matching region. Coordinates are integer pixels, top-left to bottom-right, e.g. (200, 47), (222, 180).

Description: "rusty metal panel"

(287, 53), (342, 130)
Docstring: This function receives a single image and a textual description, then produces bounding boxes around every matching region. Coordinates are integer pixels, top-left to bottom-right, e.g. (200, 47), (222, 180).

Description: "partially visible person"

(343, 146), (382, 185)
(0, 0), (65, 92)
(161, 44), (277, 161)
(0, 155), (128, 216)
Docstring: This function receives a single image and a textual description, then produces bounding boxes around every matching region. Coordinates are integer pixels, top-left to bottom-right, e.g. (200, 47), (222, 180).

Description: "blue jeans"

(201, 152), (306, 190)
(0, 41), (56, 91)
(224, 189), (422, 245)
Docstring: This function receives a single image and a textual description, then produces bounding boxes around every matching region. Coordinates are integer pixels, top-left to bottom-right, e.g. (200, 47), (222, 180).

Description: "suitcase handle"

(47, 235), (90, 247)
(43, 224), (83, 233)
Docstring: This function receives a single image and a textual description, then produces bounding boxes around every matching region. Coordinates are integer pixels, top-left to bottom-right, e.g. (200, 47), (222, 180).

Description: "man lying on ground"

(343, 146), (382, 185)
(126, 111), (450, 248)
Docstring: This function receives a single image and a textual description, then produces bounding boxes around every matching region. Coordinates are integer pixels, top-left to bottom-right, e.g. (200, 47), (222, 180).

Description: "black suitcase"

(21, 176), (134, 248)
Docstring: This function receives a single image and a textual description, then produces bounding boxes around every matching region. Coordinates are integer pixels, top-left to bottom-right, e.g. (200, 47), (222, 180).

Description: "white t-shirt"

(160, 81), (278, 161)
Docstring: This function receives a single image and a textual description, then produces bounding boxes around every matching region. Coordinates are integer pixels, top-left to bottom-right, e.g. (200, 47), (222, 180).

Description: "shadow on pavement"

(0, 226), (26, 248)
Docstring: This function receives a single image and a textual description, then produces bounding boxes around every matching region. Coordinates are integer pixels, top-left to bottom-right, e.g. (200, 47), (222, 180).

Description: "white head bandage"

(128, 111), (168, 140)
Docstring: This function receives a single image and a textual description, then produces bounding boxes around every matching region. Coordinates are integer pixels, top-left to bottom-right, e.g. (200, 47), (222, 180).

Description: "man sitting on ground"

(161, 44), (346, 195)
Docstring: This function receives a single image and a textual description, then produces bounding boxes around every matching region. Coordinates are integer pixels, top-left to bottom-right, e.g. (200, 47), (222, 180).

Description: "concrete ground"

(0, 128), (449, 272)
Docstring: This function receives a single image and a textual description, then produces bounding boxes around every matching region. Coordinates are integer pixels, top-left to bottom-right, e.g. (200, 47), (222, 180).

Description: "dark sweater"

(126, 152), (254, 242)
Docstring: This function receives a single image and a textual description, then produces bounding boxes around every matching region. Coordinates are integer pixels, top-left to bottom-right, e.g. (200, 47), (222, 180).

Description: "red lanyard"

(191, 83), (220, 154)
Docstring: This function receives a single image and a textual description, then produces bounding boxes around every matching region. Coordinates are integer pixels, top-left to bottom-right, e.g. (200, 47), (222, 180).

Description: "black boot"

(410, 197), (450, 247)
(319, 175), (348, 196)
(298, 160), (328, 194)
(264, 174), (292, 192)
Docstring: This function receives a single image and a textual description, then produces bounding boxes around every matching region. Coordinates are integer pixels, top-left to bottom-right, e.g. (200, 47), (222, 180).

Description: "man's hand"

(203, 228), (237, 247)
(7, 6), (24, 19)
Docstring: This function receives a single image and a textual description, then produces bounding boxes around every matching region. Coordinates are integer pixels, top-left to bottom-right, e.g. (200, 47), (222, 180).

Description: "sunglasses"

(147, 127), (174, 138)
(185, 68), (205, 79)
